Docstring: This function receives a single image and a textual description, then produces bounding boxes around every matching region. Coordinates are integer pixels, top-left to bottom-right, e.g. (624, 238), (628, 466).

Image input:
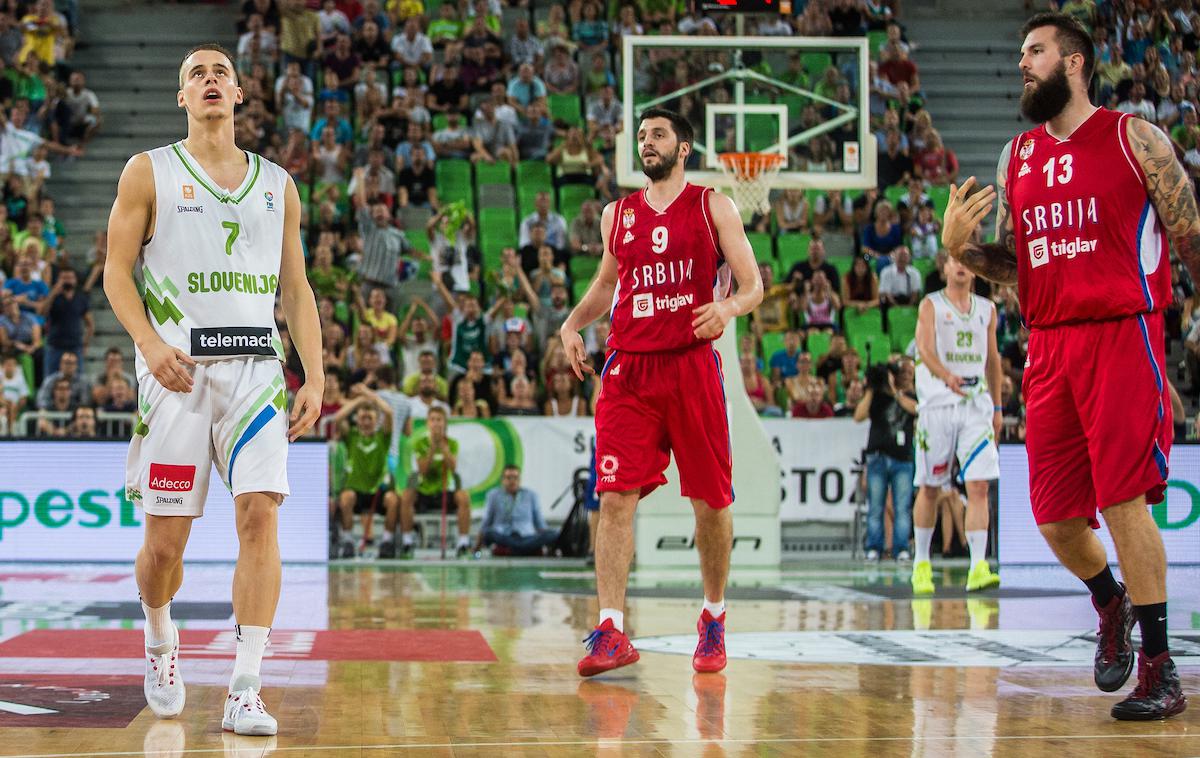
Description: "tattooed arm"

(1126, 116), (1200, 285)
(940, 141), (1019, 285)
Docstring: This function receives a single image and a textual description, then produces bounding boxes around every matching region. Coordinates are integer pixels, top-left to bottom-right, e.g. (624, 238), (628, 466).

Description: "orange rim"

(718, 152), (786, 179)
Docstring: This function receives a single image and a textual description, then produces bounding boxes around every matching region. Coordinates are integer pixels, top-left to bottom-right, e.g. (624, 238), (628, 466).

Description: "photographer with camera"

(855, 360), (917, 562)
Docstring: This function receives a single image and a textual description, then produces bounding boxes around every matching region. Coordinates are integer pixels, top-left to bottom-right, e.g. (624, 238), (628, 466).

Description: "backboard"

(617, 35), (877, 194)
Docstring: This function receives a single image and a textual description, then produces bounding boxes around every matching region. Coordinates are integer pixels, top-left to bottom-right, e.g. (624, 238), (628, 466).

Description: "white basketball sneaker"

(144, 624), (185, 718)
(223, 675), (278, 736)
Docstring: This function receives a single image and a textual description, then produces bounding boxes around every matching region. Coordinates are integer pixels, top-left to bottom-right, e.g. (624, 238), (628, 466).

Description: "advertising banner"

(998, 445), (1200, 565)
(0, 441), (328, 562)
(763, 418), (869, 524)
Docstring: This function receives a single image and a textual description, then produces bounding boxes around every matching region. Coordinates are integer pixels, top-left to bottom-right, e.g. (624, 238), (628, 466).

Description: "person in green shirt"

(399, 406), (473, 556)
(332, 390), (396, 557)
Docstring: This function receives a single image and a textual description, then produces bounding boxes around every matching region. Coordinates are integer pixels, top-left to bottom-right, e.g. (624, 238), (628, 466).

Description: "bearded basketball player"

(942, 13), (1189, 720)
(560, 108), (763, 677)
(104, 44), (323, 734)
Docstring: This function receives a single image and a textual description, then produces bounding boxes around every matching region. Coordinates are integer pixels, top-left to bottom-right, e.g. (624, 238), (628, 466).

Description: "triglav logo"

(632, 293), (654, 318)
(1028, 236), (1049, 269)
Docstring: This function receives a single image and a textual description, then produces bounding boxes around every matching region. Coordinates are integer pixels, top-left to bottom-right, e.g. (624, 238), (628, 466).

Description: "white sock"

(598, 608), (624, 632)
(457, 534), (471, 548)
(229, 625), (270, 693)
(914, 527), (934, 564)
(402, 531), (416, 546)
(967, 530), (988, 566)
(382, 531), (394, 544)
(702, 599), (725, 618)
(142, 599), (172, 649)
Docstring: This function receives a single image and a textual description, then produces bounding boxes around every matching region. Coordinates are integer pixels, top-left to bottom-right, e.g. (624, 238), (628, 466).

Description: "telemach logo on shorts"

(191, 327), (276, 357)
(149, 463), (196, 492)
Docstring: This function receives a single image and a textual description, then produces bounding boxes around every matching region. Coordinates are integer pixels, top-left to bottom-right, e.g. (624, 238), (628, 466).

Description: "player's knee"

(964, 480), (989, 497)
(235, 497), (278, 541)
(1038, 518), (1087, 547)
(142, 536), (186, 569)
(599, 491), (638, 517)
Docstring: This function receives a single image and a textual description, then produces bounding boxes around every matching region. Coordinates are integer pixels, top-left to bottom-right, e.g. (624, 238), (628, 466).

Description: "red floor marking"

(0, 675), (144, 728)
(0, 630), (497, 662)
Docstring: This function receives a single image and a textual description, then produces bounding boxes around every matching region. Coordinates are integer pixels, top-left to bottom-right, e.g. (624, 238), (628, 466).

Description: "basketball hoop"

(717, 152), (786, 215)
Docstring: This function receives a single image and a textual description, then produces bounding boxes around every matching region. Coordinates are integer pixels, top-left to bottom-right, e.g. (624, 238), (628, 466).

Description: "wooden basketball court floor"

(0, 559), (1196, 757)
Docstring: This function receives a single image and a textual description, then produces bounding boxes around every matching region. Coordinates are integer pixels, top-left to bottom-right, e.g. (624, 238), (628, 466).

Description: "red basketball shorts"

(1024, 312), (1171, 528)
(593, 343), (733, 509)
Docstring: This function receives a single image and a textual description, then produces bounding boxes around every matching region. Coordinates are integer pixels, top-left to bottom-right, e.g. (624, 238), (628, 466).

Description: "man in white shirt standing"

(878, 246), (923, 306)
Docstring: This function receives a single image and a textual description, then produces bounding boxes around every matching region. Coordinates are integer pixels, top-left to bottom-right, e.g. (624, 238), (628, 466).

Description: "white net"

(717, 153), (786, 216)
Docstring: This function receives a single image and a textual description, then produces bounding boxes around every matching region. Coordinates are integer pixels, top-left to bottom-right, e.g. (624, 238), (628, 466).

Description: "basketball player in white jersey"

(910, 255), (1002, 595)
(103, 44), (323, 735)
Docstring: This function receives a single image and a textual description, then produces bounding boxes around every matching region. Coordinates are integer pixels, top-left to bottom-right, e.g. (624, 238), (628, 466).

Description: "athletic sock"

(457, 535), (471, 548)
(229, 625), (270, 693)
(914, 527), (934, 564)
(598, 608), (624, 632)
(142, 599), (173, 649)
(402, 531), (416, 547)
(966, 530), (988, 566)
(382, 531), (394, 544)
(702, 599), (725, 618)
(1083, 564), (1123, 608)
(1135, 602), (1169, 658)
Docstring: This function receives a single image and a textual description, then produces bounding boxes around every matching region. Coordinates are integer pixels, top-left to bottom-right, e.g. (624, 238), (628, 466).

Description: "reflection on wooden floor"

(0, 561), (1196, 757)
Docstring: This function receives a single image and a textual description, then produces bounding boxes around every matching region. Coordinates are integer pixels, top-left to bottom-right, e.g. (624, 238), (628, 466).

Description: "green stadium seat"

(842, 306), (883, 341)
(745, 117), (781, 153)
(761, 331), (786, 363)
(559, 184), (595, 221)
(570, 254), (601, 283)
(912, 256), (937, 278)
(436, 159), (474, 210)
(828, 255), (855, 281)
(867, 30), (889, 58)
(850, 332), (893, 367)
(548, 93), (583, 126)
(404, 229), (430, 254)
(887, 305), (919, 352)
(436, 158), (471, 190)
(884, 184), (907, 206)
(431, 113), (450, 132)
(929, 185), (951, 218)
(474, 161), (512, 187)
(572, 277), (589, 303)
(776, 232), (812, 274)
(806, 330), (832, 365)
(801, 52), (833, 77)
(517, 160), (553, 187)
(746, 231), (775, 266)
(479, 207), (518, 248)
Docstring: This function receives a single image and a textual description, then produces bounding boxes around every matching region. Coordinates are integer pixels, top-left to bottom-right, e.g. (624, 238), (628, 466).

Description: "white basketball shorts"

(913, 400), (1000, 488)
(125, 357), (290, 517)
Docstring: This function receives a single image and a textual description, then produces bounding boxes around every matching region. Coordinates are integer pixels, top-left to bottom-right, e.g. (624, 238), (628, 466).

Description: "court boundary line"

(6, 732), (1200, 757)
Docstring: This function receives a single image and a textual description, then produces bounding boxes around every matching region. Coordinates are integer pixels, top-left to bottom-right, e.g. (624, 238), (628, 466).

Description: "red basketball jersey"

(1005, 108), (1170, 328)
(606, 183), (732, 352)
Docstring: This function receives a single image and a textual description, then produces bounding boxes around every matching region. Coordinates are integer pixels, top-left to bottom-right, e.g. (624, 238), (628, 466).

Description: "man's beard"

(642, 145), (681, 181)
(1020, 61), (1072, 123)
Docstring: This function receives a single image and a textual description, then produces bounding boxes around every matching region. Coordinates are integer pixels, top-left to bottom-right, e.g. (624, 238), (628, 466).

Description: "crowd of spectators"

(0, 0), (106, 436)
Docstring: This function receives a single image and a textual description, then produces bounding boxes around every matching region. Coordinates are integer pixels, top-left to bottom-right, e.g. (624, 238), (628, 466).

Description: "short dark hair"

(427, 406), (448, 420)
(375, 365), (396, 387)
(1020, 12), (1095, 85)
(503, 464), (521, 474)
(179, 43), (238, 88)
(637, 107), (694, 148)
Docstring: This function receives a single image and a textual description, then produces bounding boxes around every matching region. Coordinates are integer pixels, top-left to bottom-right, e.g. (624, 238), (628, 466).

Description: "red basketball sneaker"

(577, 619), (640, 677)
(693, 610), (727, 673)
